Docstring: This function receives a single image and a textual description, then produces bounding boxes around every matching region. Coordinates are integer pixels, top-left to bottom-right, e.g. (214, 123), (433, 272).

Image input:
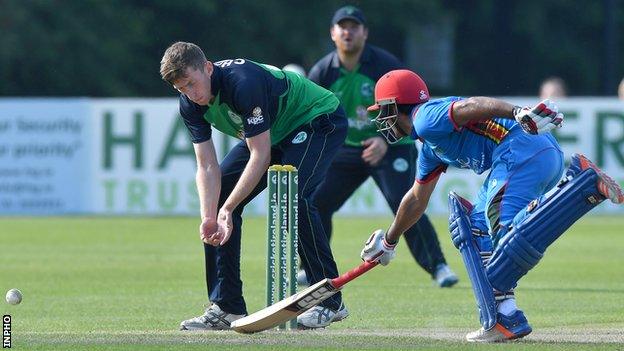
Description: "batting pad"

(448, 192), (497, 331)
(486, 167), (605, 292)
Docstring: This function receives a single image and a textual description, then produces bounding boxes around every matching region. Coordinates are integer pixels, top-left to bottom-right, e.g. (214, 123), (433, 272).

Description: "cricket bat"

(231, 260), (378, 333)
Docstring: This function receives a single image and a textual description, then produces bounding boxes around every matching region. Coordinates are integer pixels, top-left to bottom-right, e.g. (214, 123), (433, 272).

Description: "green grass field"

(1, 216), (623, 350)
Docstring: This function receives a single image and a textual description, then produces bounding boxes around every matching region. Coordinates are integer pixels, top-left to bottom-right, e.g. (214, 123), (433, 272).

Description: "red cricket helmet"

(367, 70), (429, 112)
(367, 70), (429, 143)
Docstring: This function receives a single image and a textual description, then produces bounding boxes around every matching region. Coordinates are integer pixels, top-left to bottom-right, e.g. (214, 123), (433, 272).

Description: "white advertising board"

(1, 97), (622, 216)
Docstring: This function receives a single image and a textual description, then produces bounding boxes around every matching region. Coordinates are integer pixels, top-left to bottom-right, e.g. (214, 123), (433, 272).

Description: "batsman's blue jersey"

(412, 96), (564, 238)
(413, 97), (522, 183)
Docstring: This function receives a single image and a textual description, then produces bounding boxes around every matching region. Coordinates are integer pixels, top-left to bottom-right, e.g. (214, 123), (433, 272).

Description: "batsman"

(359, 69), (624, 342)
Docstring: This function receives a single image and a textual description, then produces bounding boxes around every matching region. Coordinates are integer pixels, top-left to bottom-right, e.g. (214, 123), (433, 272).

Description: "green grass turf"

(1, 216), (623, 350)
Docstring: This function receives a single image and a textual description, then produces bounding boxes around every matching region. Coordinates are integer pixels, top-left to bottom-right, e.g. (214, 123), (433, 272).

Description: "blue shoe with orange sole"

(466, 310), (532, 342)
(568, 154), (624, 204)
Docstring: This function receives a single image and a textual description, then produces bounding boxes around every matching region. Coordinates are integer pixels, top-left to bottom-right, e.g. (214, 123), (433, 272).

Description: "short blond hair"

(160, 42), (207, 84)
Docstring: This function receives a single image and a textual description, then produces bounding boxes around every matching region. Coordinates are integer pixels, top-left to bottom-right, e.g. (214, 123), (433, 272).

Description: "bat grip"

(331, 261), (378, 289)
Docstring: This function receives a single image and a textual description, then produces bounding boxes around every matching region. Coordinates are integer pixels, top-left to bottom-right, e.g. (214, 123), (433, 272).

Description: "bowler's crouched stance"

(160, 42), (350, 331)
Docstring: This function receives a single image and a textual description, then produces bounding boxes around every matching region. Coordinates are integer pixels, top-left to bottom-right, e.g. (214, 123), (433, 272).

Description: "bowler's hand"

(513, 99), (564, 135)
(216, 207), (234, 246)
(199, 218), (220, 245)
(361, 137), (388, 166)
(360, 229), (397, 266)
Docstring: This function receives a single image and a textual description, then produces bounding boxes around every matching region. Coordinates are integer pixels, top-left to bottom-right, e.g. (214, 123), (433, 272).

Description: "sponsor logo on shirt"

(361, 82), (373, 97)
(456, 158), (472, 169)
(356, 106), (369, 120)
(292, 131), (308, 144)
(348, 106), (373, 130)
(247, 115), (264, 125)
(456, 155), (487, 173)
(247, 106), (264, 125)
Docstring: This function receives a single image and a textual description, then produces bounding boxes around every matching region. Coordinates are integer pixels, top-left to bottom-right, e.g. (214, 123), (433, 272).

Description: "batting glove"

(361, 229), (397, 266)
(513, 99), (564, 135)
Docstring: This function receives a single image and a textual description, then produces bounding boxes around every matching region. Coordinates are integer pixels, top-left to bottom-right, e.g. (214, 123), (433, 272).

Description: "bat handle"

(331, 261), (378, 289)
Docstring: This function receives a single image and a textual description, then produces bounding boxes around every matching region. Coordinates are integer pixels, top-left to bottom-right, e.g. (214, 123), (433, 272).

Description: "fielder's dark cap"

(331, 5), (366, 26)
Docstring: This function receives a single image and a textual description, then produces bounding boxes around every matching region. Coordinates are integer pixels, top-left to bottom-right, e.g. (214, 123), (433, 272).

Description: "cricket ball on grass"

(5, 289), (22, 305)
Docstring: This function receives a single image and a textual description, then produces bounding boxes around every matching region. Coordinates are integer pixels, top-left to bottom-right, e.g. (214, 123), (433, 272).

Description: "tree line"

(0, 0), (621, 97)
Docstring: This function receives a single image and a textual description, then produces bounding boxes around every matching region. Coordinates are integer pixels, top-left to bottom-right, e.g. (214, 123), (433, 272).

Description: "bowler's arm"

(194, 140), (221, 222)
(221, 130), (271, 211)
(385, 176), (439, 243)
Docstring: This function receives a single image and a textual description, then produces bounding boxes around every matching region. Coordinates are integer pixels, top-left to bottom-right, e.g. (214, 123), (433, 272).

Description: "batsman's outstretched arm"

(452, 97), (563, 134)
(362, 176), (439, 265)
(451, 97), (516, 127)
(386, 176), (439, 243)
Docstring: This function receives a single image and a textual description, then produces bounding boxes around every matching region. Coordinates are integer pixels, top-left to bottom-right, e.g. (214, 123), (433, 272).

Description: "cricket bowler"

(160, 42), (349, 330)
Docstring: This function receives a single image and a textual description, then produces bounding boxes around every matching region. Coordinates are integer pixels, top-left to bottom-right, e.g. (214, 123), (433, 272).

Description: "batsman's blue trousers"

(469, 131), (564, 245)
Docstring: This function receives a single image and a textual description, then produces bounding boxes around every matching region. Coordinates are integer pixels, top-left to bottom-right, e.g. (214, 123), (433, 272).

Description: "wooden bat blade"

(231, 261), (378, 333)
(231, 279), (337, 333)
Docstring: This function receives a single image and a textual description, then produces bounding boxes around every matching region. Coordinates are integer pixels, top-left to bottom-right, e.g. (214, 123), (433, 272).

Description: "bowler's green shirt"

(180, 59), (339, 145)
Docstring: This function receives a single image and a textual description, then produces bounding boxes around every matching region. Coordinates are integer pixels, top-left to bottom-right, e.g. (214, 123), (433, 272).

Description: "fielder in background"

(160, 42), (349, 330)
(306, 5), (458, 288)
(360, 69), (624, 342)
